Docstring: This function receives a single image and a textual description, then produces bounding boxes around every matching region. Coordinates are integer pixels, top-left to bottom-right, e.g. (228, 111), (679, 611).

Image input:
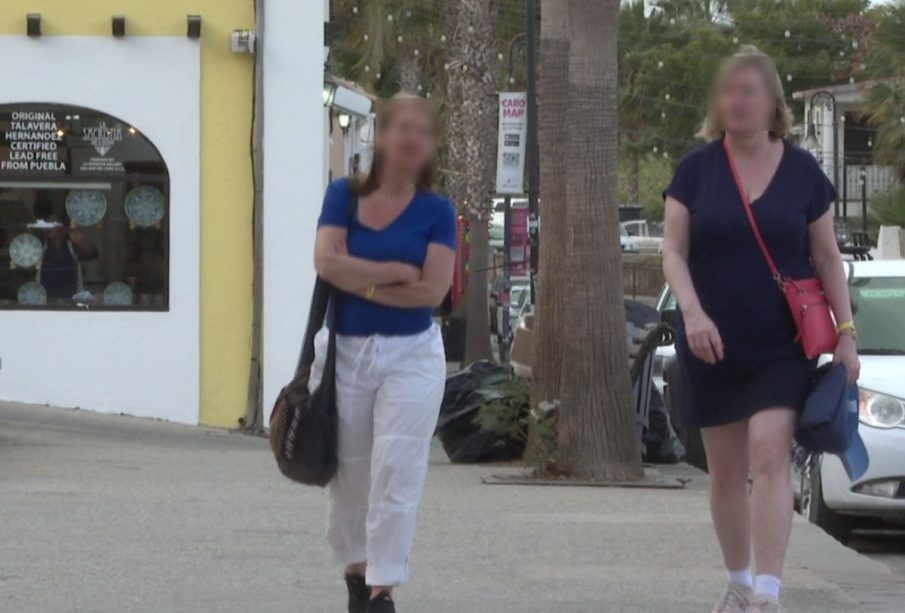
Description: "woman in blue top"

(662, 47), (859, 613)
(312, 94), (456, 613)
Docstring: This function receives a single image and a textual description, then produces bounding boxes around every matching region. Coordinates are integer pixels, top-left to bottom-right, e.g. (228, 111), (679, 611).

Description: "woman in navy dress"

(312, 95), (456, 613)
(662, 47), (860, 613)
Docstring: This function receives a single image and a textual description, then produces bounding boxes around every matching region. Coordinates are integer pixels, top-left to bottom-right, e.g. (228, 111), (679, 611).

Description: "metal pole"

(500, 195), (512, 364)
(498, 33), (524, 366)
(525, 0), (540, 305)
(832, 100), (840, 217)
(861, 166), (868, 233)
(842, 157), (848, 220)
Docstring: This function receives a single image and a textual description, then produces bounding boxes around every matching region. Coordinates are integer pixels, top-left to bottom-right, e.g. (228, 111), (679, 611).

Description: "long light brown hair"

(698, 45), (794, 141)
(351, 93), (438, 197)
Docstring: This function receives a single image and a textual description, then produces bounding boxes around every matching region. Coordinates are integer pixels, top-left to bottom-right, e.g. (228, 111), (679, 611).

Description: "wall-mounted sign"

(1, 111), (68, 173)
(495, 92), (528, 195)
(0, 105), (137, 177)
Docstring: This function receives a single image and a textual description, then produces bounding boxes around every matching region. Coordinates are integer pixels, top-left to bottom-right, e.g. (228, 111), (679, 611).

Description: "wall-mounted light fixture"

(27, 14), (41, 37)
(112, 16), (126, 38)
(337, 113), (352, 137)
(230, 29), (256, 54)
(323, 84), (337, 108)
(187, 15), (202, 39)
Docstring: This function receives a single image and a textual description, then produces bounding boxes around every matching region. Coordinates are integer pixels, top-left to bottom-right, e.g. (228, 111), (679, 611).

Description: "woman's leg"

(318, 335), (379, 574)
(701, 420), (752, 577)
(365, 328), (446, 597)
(747, 407), (797, 592)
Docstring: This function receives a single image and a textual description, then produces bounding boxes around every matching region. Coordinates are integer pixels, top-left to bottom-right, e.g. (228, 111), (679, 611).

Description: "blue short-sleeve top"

(665, 139), (837, 364)
(318, 178), (457, 336)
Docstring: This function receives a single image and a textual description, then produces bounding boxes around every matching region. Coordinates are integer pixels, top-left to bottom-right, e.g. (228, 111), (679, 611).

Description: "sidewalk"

(2, 402), (902, 613)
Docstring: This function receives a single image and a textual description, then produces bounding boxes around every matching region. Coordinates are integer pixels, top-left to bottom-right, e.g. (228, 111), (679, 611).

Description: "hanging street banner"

(495, 92), (528, 195)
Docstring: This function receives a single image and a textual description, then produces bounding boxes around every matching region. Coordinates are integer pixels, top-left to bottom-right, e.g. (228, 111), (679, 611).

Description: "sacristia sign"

(495, 92), (528, 195)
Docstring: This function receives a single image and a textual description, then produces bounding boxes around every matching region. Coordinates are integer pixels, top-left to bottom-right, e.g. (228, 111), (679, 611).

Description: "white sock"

(754, 574), (782, 599)
(727, 567), (753, 589)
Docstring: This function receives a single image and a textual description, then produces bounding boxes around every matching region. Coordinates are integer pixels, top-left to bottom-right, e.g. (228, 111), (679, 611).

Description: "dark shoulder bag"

(268, 194), (358, 486)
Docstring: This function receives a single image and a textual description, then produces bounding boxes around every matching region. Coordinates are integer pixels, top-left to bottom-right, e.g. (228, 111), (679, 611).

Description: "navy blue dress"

(665, 139), (836, 428)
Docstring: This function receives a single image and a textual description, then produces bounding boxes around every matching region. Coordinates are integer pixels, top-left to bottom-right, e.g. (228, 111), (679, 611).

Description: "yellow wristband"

(837, 321), (857, 337)
(364, 286), (376, 300)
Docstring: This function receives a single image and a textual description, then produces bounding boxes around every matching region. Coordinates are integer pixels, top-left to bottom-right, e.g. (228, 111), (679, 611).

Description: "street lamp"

(803, 90), (840, 216)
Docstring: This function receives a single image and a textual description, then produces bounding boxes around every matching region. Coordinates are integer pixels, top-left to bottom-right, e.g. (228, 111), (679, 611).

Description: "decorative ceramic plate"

(103, 282), (133, 306)
(17, 281), (47, 305)
(124, 186), (165, 227)
(65, 190), (107, 227)
(9, 233), (43, 268)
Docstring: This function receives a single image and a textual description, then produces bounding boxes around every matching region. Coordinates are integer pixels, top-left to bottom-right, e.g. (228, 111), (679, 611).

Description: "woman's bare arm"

(662, 197), (724, 363)
(368, 244), (456, 308)
(809, 209), (860, 382)
(808, 210), (853, 324)
(662, 198), (702, 316)
(315, 226), (420, 293)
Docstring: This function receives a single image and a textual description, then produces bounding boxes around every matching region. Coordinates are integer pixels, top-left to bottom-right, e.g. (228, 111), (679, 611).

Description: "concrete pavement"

(2, 402), (903, 613)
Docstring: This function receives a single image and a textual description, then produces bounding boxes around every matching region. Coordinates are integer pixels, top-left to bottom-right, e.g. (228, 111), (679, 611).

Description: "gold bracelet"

(364, 286), (376, 301)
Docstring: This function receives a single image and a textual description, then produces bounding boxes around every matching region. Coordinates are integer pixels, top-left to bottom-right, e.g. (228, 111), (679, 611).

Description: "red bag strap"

(722, 139), (782, 284)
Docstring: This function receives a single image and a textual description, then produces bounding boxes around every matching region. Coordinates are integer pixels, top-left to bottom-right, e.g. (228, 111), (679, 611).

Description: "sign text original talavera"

(1, 111), (67, 173)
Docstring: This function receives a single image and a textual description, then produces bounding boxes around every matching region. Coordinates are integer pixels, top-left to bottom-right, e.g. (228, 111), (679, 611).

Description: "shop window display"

(0, 104), (169, 310)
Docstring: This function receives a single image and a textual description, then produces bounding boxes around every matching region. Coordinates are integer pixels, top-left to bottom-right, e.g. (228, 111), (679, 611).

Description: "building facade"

(0, 1), (327, 428)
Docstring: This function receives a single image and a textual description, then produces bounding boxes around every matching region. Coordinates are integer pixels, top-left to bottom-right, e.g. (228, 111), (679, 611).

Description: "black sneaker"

(344, 573), (370, 613)
(366, 591), (396, 613)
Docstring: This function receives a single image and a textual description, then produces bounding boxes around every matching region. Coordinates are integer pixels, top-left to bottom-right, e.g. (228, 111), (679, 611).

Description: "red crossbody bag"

(723, 140), (837, 360)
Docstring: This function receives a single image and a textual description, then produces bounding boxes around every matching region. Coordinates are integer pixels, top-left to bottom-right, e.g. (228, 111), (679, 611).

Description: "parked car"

(489, 276), (531, 337)
(621, 220), (664, 254)
(655, 260), (905, 540)
(509, 280), (531, 323)
(795, 259), (905, 542)
(620, 225), (640, 253)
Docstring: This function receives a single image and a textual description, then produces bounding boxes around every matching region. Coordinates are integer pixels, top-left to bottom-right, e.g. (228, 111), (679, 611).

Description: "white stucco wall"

(261, 0), (326, 420)
(0, 36), (201, 424)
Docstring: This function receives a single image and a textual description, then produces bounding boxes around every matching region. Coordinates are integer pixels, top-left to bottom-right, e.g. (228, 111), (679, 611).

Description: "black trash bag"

(436, 361), (528, 463)
(642, 387), (686, 464)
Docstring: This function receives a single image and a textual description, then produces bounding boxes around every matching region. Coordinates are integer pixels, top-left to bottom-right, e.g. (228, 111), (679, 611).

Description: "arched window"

(0, 104), (169, 310)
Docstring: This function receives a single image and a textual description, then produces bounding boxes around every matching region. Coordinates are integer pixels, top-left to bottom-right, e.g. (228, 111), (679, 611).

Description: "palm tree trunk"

(628, 133), (641, 205)
(535, 0), (570, 406)
(445, 0), (499, 364)
(397, 51), (420, 93)
(557, 0), (642, 481)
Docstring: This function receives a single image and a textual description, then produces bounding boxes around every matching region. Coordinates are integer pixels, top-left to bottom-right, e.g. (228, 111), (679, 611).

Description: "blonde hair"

(351, 93), (438, 197)
(697, 46), (793, 141)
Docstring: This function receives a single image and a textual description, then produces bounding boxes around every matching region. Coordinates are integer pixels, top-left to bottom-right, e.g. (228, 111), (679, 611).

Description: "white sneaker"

(711, 585), (753, 613)
(750, 594), (782, 613)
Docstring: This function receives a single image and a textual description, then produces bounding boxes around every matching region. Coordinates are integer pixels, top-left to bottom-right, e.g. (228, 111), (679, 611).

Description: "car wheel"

(801, 458), (852, 544)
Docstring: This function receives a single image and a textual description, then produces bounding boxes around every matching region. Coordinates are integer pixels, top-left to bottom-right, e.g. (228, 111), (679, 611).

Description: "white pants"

(309, 324), (446, 587)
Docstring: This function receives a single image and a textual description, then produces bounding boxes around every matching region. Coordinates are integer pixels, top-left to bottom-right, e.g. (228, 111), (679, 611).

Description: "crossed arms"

(314, 226), (455, 308)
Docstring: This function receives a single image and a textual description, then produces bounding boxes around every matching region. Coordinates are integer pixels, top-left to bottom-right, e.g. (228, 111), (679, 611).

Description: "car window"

(511, 286), (527, 307)
(620, 226), (629, 237)
(664, 293), (677, 311)
(850, 276), (905, 355)
(648, 223), (664, 238)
